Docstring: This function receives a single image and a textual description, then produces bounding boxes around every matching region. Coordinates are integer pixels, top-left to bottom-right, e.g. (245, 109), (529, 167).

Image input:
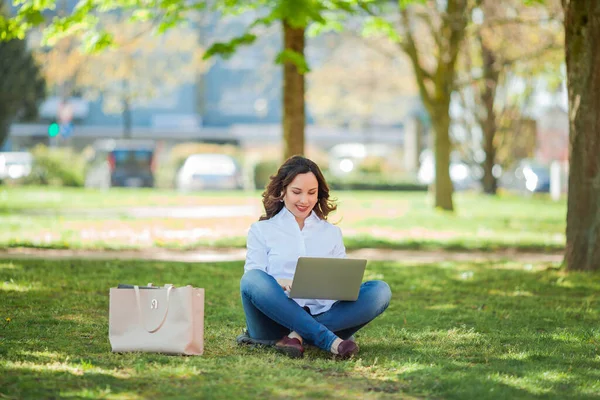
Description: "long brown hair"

(260, 155), (337, 221)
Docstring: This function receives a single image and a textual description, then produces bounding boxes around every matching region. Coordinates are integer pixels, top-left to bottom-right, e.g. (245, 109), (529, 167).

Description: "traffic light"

(48, 122), (60, 137)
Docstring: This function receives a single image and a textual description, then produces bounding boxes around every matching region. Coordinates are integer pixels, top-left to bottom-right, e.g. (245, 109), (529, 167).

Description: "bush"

(247, 145), (333, 190)
(326, 172), (427, 191)
(357, 156), (386, 174)
(253, 160), (279, 190)
(22, 144), (86, 187)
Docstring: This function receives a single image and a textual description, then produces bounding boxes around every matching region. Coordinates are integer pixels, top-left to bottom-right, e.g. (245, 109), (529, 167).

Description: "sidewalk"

(0, 247), (564, 264)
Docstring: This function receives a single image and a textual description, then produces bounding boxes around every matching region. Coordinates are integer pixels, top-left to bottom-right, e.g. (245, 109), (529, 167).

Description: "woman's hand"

(276, 278), (292, 293)
(280, 283), (292, 292)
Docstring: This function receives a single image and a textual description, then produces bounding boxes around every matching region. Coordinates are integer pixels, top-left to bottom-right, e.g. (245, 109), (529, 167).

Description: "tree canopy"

(0, 5), (45, 149)
(0, 0), (368, 158)
(32, 14), (206, 136)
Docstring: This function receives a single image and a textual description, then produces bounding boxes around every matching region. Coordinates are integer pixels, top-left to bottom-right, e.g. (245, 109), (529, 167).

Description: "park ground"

(1, 187), (599, 399)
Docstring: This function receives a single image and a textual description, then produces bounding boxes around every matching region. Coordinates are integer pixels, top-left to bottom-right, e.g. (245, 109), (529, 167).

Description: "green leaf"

(131, 9), (155, 22)
(20, 7), (46, 26)
(276, 0), (327, 27)
(203, 33), (258, 60)
(398, 0), (426, 10)
(0, 16), (22, 41)
(306, 18), (345, 37)
(361, 16), (400, 42)
(215, 1), (260, 16)
(328, 0), (358, 13)
(11, 0), (54, 10)
(250, 14), (279, 29)
(81, 30), (114, 53)
(275, 49), (310, 73)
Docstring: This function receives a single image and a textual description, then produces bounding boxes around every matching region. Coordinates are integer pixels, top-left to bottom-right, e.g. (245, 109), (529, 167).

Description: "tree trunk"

(399, 0), (467, 211)
(431, 105), (454, 210)
(122, 80), (132, 139)
(482, 131), (498, 194)
(282, 20), (305, 160)
(123, 98), (132, 139)
(480, 38), (500, 195)
(0, 115), (9, 150)
(563, 0), (600, 271)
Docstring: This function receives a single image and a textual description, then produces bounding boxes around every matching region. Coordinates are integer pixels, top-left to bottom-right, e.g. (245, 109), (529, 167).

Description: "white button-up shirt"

(244, 206), (346, 314)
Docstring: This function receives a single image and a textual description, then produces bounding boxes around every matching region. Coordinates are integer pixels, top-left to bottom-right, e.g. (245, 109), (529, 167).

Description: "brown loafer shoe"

(274, 336), (304, 358)
(337, 339), (359, 359)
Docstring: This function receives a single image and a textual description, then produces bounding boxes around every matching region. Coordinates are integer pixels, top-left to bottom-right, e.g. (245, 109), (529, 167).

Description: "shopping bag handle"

(134, 285), (173, 333)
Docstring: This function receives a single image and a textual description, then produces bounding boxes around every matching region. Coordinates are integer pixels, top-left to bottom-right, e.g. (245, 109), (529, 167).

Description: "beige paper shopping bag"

(109, 284), (204, 355)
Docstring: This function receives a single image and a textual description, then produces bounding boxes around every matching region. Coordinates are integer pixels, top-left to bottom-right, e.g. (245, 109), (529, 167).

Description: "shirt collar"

(275, 206), (320, 225)
(305, 210), (320, 224)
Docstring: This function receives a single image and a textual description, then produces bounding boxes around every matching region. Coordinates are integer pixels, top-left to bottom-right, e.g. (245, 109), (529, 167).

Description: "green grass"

(1, 258), (599, 399)
(0, 187), (567, 252)
(0, 186), (254, 211)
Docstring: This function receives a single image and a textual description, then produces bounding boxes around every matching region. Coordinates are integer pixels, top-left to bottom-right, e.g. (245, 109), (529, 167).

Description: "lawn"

(0, 186), (567, 252)
(1, 257), (599, 399)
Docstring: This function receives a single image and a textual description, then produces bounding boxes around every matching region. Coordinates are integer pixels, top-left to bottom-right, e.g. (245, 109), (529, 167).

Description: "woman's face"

(283, 172), (319, 224)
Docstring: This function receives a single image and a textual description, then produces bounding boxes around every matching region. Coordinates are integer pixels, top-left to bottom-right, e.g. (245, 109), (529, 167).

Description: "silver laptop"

(287, 257), (367, 301)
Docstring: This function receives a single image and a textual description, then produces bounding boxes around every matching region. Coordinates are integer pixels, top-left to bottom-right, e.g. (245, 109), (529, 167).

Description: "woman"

(238, 155), (391, 359)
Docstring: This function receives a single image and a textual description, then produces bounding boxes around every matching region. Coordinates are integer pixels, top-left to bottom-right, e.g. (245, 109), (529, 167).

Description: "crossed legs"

(240, 269), (391, 352)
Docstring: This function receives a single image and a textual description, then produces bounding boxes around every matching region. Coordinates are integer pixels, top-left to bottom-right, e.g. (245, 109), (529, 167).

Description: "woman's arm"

(244, 223), (269, 273)
(244, 224), (290, 291)
(332, 226), (347, 258)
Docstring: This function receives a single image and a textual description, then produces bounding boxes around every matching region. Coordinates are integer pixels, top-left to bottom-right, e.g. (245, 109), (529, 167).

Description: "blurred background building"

(1, 0), (568, 193)
(3, 3), (410, 153)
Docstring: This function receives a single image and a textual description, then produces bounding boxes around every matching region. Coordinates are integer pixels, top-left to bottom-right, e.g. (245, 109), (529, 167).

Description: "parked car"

(0, 151), (32, 181)
(499, 159), (550, 193)
(176, 153), (244, 191)
(85, 139), (156, 189)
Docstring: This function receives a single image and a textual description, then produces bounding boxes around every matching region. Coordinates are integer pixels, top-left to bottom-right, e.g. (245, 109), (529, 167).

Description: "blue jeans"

(240, 269), (392, 351)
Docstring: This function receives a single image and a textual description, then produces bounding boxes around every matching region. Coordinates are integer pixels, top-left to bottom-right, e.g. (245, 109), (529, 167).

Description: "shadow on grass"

(1, 258), (599, 399)
(1, 365), (312, 399)
(343, 236), (565, 253)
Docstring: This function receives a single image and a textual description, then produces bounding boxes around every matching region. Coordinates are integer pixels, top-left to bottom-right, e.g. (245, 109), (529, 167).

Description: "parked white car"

(176, 154), (244, 191)
(0, 152), (33, 180)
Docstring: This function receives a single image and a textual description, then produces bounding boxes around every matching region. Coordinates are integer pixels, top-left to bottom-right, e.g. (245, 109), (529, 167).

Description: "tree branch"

(358, 1), (437, 82)
(340, 30), (397, 61)
(500, 42), (563, 69)
(454, 41), (563, 90)
(414, 10), (442, 50)
(485, 14), (564, 27)
(399, 6), (433, 107)
(439, 0), (468, 84)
